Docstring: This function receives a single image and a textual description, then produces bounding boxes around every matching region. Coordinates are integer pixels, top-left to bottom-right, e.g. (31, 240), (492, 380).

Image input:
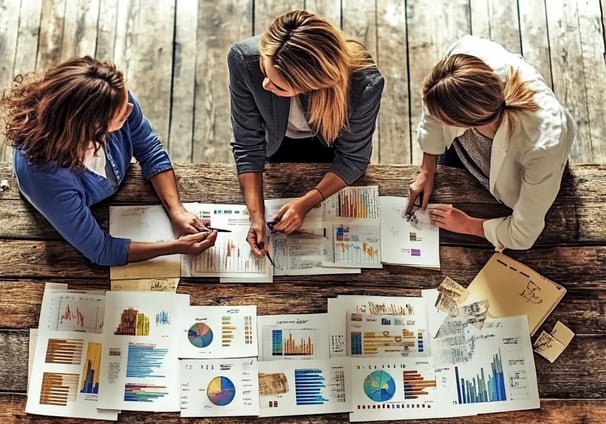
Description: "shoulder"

(228, 36), (261, 63)
(13, 150), (77, 195)
(350, 67), (385, 102)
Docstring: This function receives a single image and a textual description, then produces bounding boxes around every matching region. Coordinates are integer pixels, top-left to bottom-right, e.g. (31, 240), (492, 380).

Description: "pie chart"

(188, 322), (213, 348)
(207, 376), (236, 406)
(363, 370), (396, 402)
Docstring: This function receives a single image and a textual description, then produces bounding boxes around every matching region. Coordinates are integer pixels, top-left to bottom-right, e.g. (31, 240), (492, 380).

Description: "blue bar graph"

(351, 332), (362, 355)
(126, 343), (168, 378)
(295, 369), (328, 405)
(455, 349), (506, 404)
(271, 330), (283, 356)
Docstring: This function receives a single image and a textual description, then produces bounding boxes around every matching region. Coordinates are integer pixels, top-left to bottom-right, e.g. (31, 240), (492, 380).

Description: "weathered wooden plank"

(60, 0), (99, 58)
(546, 0), (592, 163)
(119, 0), (174, 146)
(577, 0), (606, 164)
(192, 0), (252, 163)
(0, 278), (602, 335)
(12, 0), (43, 75)
(252, 0), (304, 35)
(470, 0), (520, 53)
(35, 0), (66, 71)
(95, 0), (118, 60)
(406, 0), (470, 164)
(304, 0), (341, 27)
(518, 0), (552, 88)
(167, 0), (197, 162)
(2, 329), (605, 398)
(342, 0), (379, 164)
(0, 0), (20, 162)
(4, 394), (604, 423)
(376, 0), (409, 164)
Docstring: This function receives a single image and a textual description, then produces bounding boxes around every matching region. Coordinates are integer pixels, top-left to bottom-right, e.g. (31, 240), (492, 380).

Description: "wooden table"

(1, 162), (605, 423)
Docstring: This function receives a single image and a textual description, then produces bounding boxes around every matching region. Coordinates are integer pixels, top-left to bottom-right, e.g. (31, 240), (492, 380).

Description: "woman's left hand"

(271, 198), (313, 234)
(170, 209), (205, 234)
(430, 204), (484, 237)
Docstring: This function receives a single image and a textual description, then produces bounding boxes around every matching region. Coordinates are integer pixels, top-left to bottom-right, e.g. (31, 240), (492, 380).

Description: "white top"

(83, 142), (107, 178)
(417, 35), (576, 250)
(285, 96), (313, 139)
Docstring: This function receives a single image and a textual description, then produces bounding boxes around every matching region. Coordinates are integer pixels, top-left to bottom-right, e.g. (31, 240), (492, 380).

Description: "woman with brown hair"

(408, 35), (576, 250)
(228, 9), (384, 256)
(1, 56), (217, 266)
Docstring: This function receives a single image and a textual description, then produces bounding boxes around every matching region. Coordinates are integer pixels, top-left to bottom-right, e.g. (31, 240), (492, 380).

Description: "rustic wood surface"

(0, 161), (604, 423)
(1, 0), (605, 164)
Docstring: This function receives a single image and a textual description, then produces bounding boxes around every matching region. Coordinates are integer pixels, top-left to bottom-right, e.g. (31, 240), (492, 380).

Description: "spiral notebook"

(466, 252), (566, 336)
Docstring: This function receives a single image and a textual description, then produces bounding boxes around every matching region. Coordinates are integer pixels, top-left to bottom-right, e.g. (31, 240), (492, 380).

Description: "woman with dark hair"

(408, 36), (576, 251)
(228, 9), (384, 256)
(1, 56), (217, 266)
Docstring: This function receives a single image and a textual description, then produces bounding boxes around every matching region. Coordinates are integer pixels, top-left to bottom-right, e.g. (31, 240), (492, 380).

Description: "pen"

(205, 226), (232, 233)
(257, 241), (275, 268)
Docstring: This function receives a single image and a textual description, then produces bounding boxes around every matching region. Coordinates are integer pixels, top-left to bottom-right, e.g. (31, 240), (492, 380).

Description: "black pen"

(257, 241), (275, 267)
(205, 226), (232, 233)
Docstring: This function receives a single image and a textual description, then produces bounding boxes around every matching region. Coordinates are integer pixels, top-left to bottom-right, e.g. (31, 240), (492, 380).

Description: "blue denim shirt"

(13, 93), (173, 266)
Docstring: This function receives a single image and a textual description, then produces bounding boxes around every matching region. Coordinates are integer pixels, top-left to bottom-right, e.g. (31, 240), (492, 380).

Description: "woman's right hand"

(246, 218), (268, 256)
(406, 170), (435, 214)
(176, 230), (218, 254)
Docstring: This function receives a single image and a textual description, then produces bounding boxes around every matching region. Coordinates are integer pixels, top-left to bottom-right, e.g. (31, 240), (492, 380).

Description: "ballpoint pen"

(257, 241), (275, 267)
(205, 226), (232, 233)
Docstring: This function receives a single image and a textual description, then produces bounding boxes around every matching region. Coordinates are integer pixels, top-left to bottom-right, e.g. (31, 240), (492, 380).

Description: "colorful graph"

(80, 342), (102, 394)
(221, 316), (235, 347)
(193, 235), (266, 274)
(332, 187), (379, 218)
(126, 343), (168, 378)
(40, 372), (79, 406)
(363, 370), (396, 402)
(45, 338), (83, 364)
(294, 369), (328, 405)
(207, 376), (236, 406)
(124, 383), (169, 402)
(188, 322), (214, 348)
(244, 315), (253, 344)
(51, 294), (104, 333)
(403, 370), (436, 399)
(272, 329), (315, 357)
(155, 310), (170, 326)
(455, 349), (506, 404)
(115, 308), (150, 335)
(333, 225), (380, 265)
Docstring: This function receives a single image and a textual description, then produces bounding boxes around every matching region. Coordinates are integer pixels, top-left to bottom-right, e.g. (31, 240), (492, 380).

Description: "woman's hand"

(246, 218), (268, 256)
(407, 170), (435, 214)
(430, 204), (485, 238)
(175, 230), (218, 254)
(271, 198), (313, 234)
(170, 209), (205, 234)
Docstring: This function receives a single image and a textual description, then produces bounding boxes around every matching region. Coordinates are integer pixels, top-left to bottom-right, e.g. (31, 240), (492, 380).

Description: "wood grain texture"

(518, 0), (552, 88)
(61, 0), (99, 58)
(35, 0), (66, 71)
(305, 0), (341, 27)
(376, 0), (410, 164)
(1, 394), (604, 423)
(0, 0), (20, 162)
(95, 0), (118, 60)
(192, 0), (252, 163)
(253, 0), (303, 35)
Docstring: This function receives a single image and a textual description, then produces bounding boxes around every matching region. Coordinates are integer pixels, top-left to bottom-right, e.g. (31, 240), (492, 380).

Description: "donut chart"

(207, 376), (236, 406)
(187, 322), (214, 348)
(363, 370), (396, 402)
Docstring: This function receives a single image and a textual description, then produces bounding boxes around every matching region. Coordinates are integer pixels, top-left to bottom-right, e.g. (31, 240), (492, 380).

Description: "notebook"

(466, 252), (566, 336)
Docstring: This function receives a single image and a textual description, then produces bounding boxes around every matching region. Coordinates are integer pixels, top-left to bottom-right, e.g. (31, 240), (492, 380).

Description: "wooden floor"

(1, 0), (605, 165)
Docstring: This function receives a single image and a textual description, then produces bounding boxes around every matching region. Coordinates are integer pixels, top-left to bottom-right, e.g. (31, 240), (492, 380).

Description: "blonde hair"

(422, 53), (539, 133)
(260, 9), (375, 143)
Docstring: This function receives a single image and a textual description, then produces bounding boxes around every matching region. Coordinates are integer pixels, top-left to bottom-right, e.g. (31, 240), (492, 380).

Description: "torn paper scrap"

(533, 321), (575, 363)
(435, 276), (470, 316)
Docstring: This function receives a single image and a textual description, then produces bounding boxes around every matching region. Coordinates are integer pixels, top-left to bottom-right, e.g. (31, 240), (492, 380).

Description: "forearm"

(238, 172), (265, 222)
(150, 169), (187, 217)
(420, 152), (438, 175)
(126, 240), (179, 263)
(297, 172), (346, 211)
(466, 216), (486, 238)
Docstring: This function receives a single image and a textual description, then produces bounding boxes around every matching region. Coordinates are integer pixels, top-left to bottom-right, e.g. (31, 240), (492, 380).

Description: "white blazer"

(417, 36), (576, 250)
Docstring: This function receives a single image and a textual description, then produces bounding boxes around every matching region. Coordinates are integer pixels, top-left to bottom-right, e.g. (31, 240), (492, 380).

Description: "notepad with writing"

(466, 252), (566, 336)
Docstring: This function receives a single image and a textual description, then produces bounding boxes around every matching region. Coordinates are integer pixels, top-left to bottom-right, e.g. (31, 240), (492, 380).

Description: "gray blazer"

(228, 36), (384, 185)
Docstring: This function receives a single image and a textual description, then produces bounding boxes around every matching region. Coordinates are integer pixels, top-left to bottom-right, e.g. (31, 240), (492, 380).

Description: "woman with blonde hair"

(408, 35), (575, 250)
(2, 56), (217, 266)
(228, 9), (384, 256)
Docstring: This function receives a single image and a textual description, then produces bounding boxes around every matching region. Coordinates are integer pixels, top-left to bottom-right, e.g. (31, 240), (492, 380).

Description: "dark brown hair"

(1, 56), (125, 169)
(422, 53), (539, 132)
